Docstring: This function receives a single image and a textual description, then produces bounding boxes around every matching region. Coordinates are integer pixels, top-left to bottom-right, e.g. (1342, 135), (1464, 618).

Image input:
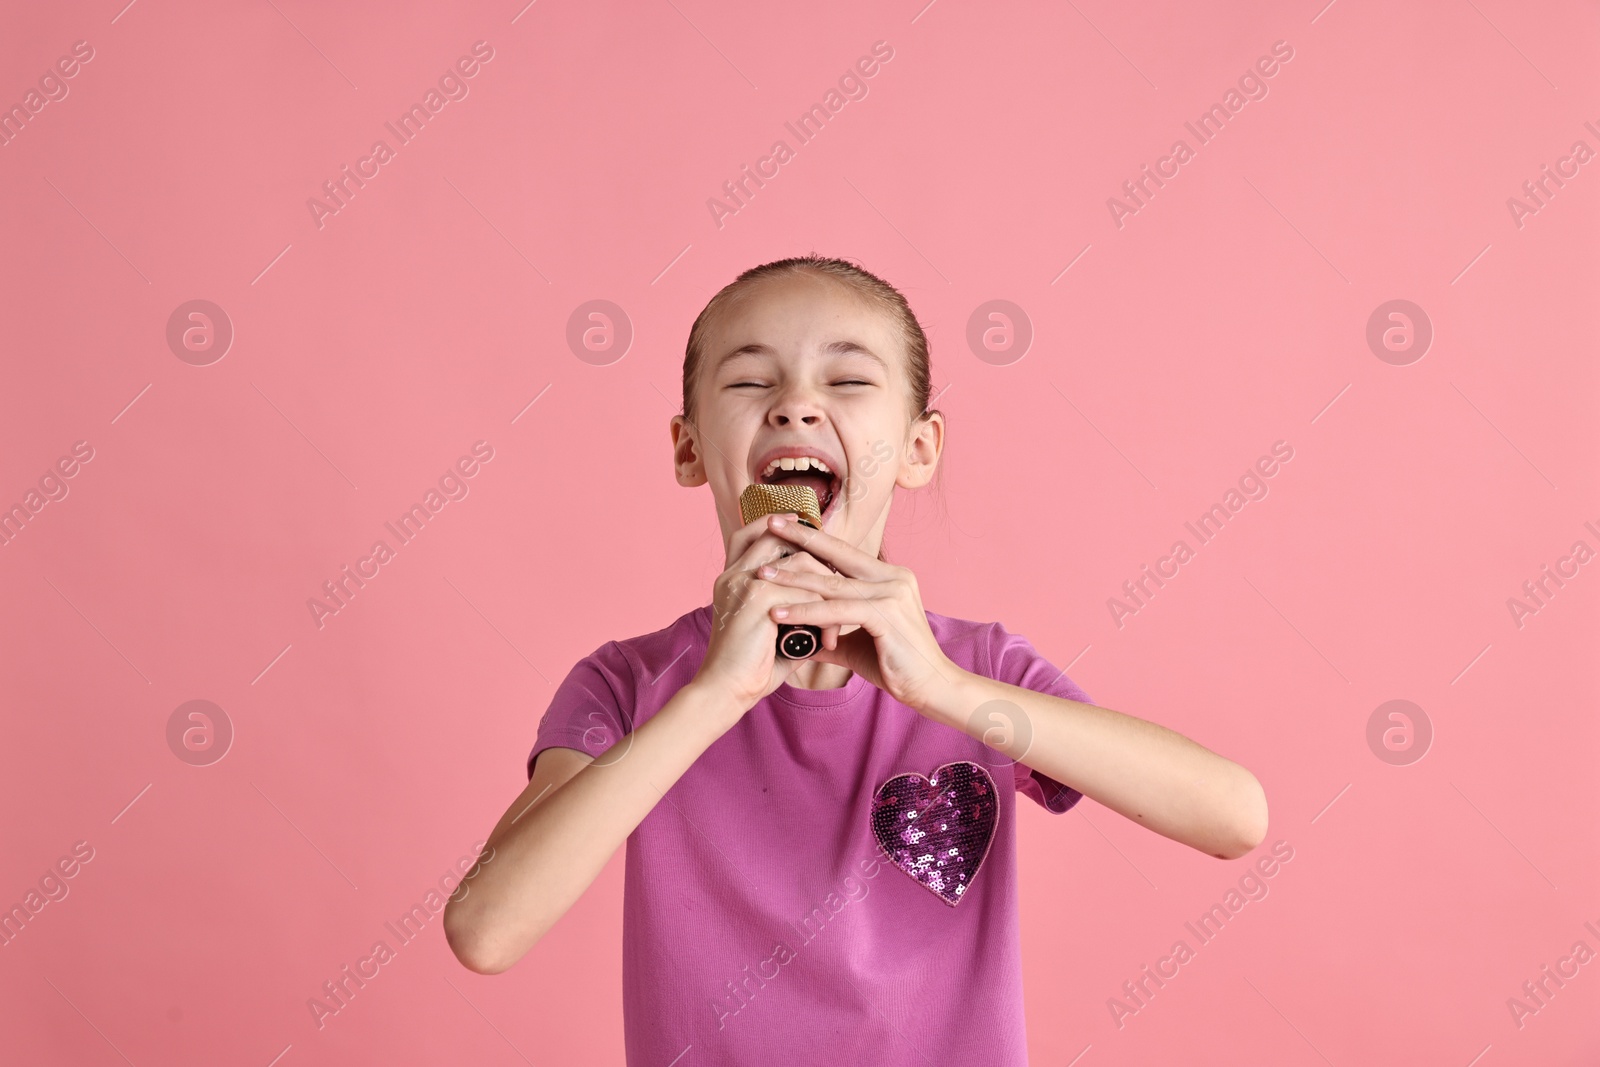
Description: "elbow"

(444, 893), (556, 975)
(447, 927), (514, 976)
(443, 904), (518, 976)
(1216, 772), (1269, 860)
(460, 952), (514, 977)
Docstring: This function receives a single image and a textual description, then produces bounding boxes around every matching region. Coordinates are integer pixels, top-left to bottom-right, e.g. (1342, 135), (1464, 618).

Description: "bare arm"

(751, 516), (1270, 862)
(443, 676), (741, 974)
(932, 670), (1268, 860)
(443, 513), (838, 975)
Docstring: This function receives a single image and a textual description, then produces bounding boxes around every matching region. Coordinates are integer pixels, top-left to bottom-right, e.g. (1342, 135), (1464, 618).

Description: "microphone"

(739, 482), (825, 660)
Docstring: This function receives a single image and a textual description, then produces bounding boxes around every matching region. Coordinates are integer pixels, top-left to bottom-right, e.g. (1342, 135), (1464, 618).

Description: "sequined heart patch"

(870, 761), (999, 907)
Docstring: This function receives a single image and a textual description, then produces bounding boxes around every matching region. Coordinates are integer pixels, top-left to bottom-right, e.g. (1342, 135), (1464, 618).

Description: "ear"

(669, 415), (708, 487)
(895, 410), (944, 490)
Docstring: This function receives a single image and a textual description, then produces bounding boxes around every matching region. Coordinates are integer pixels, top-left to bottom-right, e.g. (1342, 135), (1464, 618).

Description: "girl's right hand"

(696, 512), (836, 714)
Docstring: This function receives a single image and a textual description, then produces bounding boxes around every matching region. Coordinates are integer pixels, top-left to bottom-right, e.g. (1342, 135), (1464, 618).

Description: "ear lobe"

(670, 416), (708, 487)
(677, 463), (708, 488)
(895, 412), (945, 489)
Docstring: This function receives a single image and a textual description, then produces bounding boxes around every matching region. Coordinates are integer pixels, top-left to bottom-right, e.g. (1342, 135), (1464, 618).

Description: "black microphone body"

(738, 483), (826, 661)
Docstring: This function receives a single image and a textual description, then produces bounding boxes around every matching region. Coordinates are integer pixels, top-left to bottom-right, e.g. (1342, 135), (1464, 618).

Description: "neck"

(781, 624), (859, 689)
(784, 657), (853, 689)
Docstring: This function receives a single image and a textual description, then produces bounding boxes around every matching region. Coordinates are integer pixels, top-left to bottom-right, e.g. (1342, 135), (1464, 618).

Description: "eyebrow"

(714, 340), (888, 373)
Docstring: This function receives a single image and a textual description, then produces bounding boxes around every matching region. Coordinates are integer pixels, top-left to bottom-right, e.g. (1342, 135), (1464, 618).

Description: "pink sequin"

(870, 761), (999, 906)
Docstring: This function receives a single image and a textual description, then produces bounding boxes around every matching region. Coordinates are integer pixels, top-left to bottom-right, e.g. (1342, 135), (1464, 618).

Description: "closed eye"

(728, 379), (870, 389)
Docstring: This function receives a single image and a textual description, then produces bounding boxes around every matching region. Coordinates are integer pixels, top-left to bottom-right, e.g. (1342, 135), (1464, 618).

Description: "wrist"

(913, 659), (990, 729)
(677, 674), (753, 728)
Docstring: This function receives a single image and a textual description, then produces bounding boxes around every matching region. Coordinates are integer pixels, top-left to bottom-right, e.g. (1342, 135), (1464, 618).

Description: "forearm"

(446, 678), (741, 971)
(927, 669), (1268, 860)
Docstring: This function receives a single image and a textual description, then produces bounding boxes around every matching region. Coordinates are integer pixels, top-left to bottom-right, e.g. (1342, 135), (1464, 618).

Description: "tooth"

(794, 457), (811, 470)
(811, 459), (829, 473)
(780, 457), (796, 470)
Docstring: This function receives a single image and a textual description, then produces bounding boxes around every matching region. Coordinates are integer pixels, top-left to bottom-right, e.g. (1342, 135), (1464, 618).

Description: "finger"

(726, 512), (788, 564)
(725, 544), (786, 588)
(754, 566), (886, 600)
(717, 579), (818, 642)
(765, 514), (892, 580)
(767, 549), (831, 577)
(744, 578), (827, 616)
(770, 597), (890, 637)
(735, 547), (834, 609)
(727, 514), (805, 573)
(807, 628), (876, 672)
(812, 627), (876, 659)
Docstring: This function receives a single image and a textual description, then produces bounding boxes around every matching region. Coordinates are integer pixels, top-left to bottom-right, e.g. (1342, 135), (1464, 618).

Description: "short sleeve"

(985, 621), (1091, 814)
(527, 641), (637, 779)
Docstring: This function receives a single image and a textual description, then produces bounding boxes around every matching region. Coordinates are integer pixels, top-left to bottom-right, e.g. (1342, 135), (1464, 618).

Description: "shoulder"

(562, 604), (712, 690)
(537, 605), (711, 744)
(923, 610), (1008, 675)
(926, 610), (1089, 702)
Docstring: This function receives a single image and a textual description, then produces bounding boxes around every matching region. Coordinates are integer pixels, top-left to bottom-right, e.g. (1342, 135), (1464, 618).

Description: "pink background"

(2, 0), (1597, 1063)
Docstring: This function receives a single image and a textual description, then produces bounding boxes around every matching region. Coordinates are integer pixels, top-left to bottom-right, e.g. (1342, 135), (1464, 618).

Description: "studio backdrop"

(2, 0), (1596, 1064)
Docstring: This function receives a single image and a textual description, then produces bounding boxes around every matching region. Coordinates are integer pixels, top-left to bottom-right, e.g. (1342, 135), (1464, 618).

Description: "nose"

(767, 382), (826, 427)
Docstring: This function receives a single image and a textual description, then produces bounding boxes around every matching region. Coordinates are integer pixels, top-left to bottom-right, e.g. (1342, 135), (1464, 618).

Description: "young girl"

(444, 256), (1267, 1064)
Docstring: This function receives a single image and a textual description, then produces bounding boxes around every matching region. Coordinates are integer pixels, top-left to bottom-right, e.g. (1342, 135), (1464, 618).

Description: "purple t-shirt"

(529, 605), (1091, 1066)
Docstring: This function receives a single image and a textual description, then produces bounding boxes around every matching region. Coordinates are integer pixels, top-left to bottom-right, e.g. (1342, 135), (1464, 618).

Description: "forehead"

(705, 272), (904, 371)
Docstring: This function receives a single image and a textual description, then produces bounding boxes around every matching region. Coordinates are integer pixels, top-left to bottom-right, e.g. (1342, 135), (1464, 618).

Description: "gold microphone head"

(740, 483), (822, 529)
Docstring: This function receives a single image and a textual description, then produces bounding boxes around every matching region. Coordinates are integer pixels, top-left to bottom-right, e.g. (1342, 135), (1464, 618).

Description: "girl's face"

(670, 272), (944, 559)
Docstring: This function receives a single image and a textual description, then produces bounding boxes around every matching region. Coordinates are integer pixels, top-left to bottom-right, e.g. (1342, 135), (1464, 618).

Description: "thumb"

(809, 629), (875, 673)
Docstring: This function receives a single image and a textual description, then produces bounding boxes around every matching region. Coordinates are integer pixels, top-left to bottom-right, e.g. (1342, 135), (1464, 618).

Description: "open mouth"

(755, 454), (842, 522)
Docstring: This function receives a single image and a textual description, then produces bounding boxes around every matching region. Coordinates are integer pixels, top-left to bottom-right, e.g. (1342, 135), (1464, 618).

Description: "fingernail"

(770, 515), (787, 528)
(758, 565), (776, 578)
(772, 607), (789, 619)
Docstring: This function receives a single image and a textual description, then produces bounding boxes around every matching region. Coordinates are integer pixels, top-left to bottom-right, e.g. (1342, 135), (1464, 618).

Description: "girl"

(444, 256), (1267, 1064)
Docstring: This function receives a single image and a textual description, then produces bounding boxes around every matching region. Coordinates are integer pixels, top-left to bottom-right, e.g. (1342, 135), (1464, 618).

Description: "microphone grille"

(740, 483), (822, 528)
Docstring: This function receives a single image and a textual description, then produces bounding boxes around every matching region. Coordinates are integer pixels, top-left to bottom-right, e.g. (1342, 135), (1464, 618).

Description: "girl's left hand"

(755, 514), (962, 715)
